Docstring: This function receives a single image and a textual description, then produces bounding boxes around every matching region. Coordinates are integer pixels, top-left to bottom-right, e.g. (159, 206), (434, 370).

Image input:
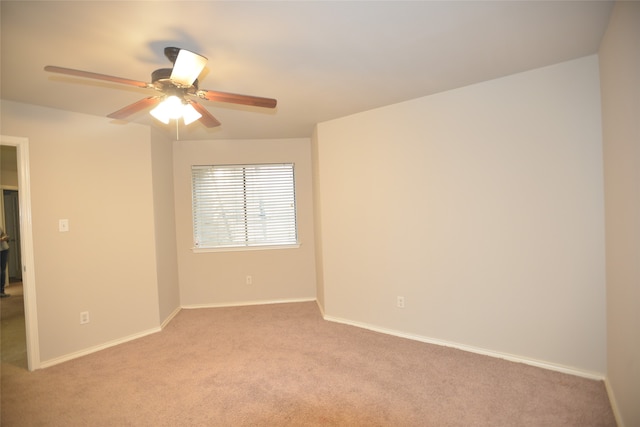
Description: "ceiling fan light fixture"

(182, 103), (202, 125)
(150, 96), (202, 126)
(150, 95), (184, 123)
(170, 49), (207, 87)
(149, 105), (170, 124)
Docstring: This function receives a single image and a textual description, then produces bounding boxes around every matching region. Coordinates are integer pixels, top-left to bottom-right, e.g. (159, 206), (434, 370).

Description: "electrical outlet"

(246, 275), (253, 285)
(397, 296), (405, 308)
(80, 311), (90, 324)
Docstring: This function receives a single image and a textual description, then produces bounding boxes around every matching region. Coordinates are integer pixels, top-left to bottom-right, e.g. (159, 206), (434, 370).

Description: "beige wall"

(599, 2), (640, 426)
(173, 138), (316, 306)
(150, 127), (181, 324)
(0, 101), (161, 362)
(314, 55), (606, 375)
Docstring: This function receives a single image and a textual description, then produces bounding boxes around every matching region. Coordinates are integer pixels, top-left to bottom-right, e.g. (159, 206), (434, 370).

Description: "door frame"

(1, 135), (39, 371)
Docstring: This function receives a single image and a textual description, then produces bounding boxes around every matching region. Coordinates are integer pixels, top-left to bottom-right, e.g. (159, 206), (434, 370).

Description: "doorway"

(0, 136), (39, 371)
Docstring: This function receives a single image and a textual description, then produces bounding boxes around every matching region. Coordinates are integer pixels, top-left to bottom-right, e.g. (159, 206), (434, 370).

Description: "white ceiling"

(1, 1), (613, 140)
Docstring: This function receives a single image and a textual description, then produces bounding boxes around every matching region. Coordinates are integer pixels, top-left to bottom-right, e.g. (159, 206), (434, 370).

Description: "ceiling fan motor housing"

(151, 68), (198, 94)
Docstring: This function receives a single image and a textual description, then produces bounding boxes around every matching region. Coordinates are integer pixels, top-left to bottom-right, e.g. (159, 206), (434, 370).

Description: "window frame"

(190, 163), (300, 253)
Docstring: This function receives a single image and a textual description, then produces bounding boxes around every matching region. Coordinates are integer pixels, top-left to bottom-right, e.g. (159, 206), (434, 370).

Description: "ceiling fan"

(44, 47), (277, 128)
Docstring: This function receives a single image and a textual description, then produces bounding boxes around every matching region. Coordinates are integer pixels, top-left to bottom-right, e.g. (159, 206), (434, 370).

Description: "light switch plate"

(59, 219), (69, 232)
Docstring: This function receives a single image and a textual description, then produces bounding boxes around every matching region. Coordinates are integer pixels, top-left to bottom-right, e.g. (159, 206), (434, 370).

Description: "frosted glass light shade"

(182, 103), (202, 125)
(150, 96), (202, 126)
(170, 49), (207, 87)
(150, 103), (170, 124)
(150, 96), (183, 123)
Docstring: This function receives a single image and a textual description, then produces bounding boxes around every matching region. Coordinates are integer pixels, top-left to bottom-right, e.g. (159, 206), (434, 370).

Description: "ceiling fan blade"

(170, 49), (207, 87)
(197, 89), (277, 109)
(44, 65), (151, 89)
(107, 97), (161, 120)
(188, 101), (221, 128)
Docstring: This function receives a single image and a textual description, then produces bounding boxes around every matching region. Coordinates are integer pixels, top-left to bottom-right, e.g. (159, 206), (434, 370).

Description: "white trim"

(323, 314), (606, 381)
(1, 135), (40, 371)
(604, 377), (625, 427)
(182, 297), (316, 310)
(39, 300), (315, 368)
(39, 326), (162, 369)
(315, 300), (326, 318)
(160, 306), (182, 329)
(192, 243), (301, 253)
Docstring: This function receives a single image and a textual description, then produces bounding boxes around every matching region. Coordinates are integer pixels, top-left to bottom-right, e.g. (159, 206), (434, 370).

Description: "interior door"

(2, 189), (22, 281)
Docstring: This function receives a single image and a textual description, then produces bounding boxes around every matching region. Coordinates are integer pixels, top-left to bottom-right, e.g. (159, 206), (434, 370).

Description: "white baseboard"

(37, 301), (607, 386)
(37, 300), (314, 369)
(323, 314), (606, 381)
(181, 297), (316, 310)
(161, 306), (182, 329)
(39, 326), (162, 369)
(315, 300), (326, 318)
(603, 377), (624, 427)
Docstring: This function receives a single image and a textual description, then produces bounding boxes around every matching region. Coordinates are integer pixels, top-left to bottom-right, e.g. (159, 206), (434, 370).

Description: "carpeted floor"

(0, 281), (27, 369)
(1, 298), (615, 426)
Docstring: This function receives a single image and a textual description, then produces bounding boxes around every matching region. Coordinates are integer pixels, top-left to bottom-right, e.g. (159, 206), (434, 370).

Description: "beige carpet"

(0, 281), (27, 370)
(1, 299), (615, 426)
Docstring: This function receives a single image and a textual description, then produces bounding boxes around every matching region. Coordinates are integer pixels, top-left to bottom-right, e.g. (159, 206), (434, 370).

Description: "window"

(191, 163), (298, 250)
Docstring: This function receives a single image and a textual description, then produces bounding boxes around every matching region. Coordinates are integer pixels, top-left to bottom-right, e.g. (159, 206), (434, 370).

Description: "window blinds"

(192, 163), (298, 249)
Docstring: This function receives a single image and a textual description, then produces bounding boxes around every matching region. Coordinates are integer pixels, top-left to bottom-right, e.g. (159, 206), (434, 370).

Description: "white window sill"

(192, 243), (301, 253)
